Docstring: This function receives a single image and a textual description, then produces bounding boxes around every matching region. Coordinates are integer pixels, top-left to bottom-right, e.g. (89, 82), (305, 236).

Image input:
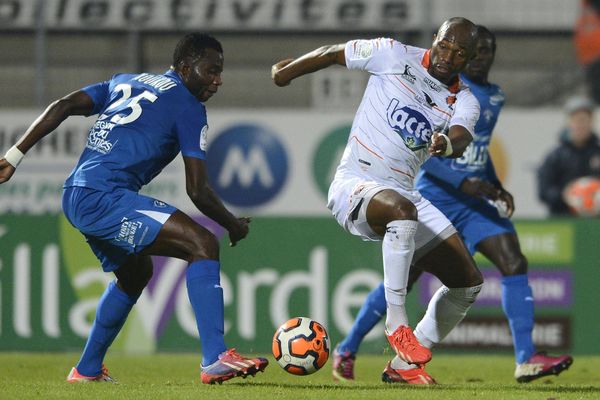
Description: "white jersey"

(335, 38), (480, 192)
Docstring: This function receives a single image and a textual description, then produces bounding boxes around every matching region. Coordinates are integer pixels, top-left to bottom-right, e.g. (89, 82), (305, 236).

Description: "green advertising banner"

(0, 215), (598, 355)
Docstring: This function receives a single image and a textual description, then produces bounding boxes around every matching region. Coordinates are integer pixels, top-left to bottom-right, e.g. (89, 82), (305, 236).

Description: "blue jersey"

(416, 74), (505, 203)
(64, 70), (207, 192)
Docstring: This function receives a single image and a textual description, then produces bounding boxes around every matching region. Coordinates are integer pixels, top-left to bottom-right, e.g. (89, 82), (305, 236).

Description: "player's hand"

(271, 59), (294, 87)
(229, 216), (252, 247)
(428, 132), (451, 157)
(496, 188), (515, 218)
(460, 177), (500, 199)
(0, 158), (16, 184)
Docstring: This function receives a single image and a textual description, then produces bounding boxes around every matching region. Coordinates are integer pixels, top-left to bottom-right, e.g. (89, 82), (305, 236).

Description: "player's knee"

(388, 201), (417, 222)
(465, 266), (484, 287)
(500, 253), (528, 276)
(188, 229), (220, 262)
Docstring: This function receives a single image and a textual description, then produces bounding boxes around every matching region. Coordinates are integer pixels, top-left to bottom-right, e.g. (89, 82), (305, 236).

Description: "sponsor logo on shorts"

(116, 217), (144, 246)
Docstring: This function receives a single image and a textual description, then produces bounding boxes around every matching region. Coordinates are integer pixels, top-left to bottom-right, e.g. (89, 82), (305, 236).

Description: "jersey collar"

(164, 68), (183, 83)
(420, 49), (460, 94)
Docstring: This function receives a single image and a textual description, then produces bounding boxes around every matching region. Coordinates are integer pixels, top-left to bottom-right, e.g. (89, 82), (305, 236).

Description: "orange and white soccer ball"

(272, 317), (330, 375)
(563, 176), (600, 216)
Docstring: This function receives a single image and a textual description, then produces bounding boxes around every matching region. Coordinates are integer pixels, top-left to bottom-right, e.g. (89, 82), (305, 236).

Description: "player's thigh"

(366, 189), (417, 236)
(476, 232), (528, 276)
(415, 233), (482, 288)
(328, 177), (395, 240)
(140, 210), (220, 262)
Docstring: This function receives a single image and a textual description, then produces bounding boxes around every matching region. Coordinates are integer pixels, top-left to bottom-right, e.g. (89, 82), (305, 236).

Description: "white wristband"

(4, 145), (25, 168)
(438, 133), (453, 157)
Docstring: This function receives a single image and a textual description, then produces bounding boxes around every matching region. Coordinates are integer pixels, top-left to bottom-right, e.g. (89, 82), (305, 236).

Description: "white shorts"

(327, 171), (456, 261)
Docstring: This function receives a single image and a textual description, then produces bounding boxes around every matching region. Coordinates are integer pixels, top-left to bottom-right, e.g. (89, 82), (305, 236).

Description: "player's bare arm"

(429, 124), (473, 158)
(271, 44), (346, 87)
(183, 156), (250, 246)
(0, 90), (95, 184)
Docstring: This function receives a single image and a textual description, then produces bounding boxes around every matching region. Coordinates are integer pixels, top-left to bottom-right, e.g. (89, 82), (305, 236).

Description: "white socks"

(414, 284), (483, 348)
(383, 219), (418, 333)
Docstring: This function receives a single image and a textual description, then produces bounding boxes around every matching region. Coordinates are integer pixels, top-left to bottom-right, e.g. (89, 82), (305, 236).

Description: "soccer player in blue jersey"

(0, 33), (268, 385)
(331, 26), (573, 384)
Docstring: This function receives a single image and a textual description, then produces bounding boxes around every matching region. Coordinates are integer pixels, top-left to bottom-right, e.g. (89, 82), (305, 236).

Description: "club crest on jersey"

(386, 99), (433, 151)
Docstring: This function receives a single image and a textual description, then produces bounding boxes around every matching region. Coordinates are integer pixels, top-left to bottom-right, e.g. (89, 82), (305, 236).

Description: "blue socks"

(502, 274), (535, 364)
(76, 280), (138, 376)
(186, 259), (227, 367)
(338, 283), (387, 354)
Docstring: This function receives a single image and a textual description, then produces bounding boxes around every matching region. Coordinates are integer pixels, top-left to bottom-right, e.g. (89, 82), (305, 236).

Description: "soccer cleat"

(332, 345), (355, 381)
(514, 351), (574, 383)
(200, 348), (268, 385)
(386, 325), (432, 365)
(381, 361), (436, 385)
(66, 365), (117, 383)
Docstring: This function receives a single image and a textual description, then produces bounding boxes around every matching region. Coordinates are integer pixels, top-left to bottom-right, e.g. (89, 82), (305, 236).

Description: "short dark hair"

(475, 25), (496, 53)
(172, 33), (223, 67)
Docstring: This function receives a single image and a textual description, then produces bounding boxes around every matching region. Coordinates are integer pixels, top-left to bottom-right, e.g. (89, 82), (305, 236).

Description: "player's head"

(429, 17), (477, 84)
(463, 25), (496, 84)
(172, 33), (224, 102)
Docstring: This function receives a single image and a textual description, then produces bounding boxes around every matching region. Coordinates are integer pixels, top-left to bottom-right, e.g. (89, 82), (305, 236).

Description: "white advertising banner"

(0, 0), (422, 31)
(0, 0), (577, 32)
(0, 108), (576, 218)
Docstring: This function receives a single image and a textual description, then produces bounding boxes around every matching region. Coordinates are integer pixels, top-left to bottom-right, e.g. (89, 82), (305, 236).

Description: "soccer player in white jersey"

(272, 17), (482, 383)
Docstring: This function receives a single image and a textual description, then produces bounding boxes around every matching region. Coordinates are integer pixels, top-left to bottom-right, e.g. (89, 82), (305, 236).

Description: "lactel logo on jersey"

(207, 124), (288, 207)
(386, 100), (432, 151)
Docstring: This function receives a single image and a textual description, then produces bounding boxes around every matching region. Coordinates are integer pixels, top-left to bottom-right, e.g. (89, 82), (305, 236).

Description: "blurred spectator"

(537, 96), (600, 215)
(574, 0), (600, 104)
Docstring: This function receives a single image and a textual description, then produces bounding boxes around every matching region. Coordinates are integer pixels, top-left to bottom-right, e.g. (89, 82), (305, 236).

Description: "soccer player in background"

(331, 26), (573, 384)
(272, 17), (484, 384)
(0, 33), (268, 385)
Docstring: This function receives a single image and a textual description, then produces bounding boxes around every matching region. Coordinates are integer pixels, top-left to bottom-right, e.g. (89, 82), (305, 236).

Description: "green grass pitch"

(1, 352), (599, 400)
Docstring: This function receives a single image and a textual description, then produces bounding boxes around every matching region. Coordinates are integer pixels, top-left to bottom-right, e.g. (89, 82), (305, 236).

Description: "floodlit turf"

(1, 352), (599, 400)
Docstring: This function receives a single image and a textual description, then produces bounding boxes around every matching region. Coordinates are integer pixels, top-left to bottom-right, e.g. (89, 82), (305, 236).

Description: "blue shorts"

(423, 193), (516, 255)
(62, 186), (177, 272)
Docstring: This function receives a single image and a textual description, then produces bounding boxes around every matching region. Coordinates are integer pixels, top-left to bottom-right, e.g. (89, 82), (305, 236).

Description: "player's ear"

(178, 61), (191, 80)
